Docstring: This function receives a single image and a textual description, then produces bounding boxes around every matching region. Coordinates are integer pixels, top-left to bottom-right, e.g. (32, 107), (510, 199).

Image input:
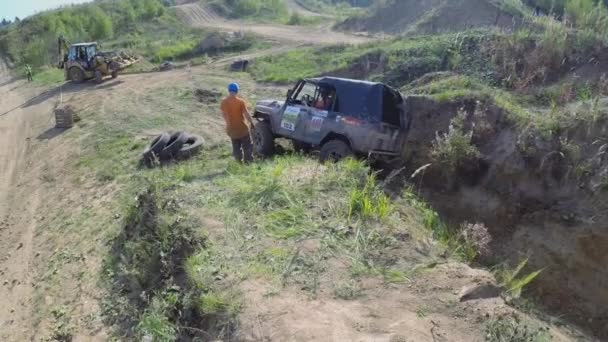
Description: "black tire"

(292, 140), (312, 153)
(252, 121), (275, 157)
(176, 135), (204, 160)
(319, 139), (352, 163)
(110, 62), (119, 79)
(143, 133), (171, 167)
(69, 67), (85, 83)
(95, 71), (103, 84)
(159, 131), (188, 162)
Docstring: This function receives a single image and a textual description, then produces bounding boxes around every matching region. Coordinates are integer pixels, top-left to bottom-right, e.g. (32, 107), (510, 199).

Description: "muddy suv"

(252, 77), (410, 162)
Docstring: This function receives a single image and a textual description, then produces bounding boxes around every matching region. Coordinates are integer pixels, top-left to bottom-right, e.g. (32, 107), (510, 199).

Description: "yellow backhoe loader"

(57, 36), (138, 83)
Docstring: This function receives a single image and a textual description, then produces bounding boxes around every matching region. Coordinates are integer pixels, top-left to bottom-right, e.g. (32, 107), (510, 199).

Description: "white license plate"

(281, 121), (295, 131)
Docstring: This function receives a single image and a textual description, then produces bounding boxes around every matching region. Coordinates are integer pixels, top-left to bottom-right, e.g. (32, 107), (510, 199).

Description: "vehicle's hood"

(256, 99), (284, 108)
(255, 99), (284, 115)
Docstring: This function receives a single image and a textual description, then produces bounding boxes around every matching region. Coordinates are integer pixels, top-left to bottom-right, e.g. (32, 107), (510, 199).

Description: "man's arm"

(242, 102), (254, 126)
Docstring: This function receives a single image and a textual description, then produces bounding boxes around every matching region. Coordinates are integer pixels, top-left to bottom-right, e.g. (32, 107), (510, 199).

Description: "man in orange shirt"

(220, 82), (255, 163)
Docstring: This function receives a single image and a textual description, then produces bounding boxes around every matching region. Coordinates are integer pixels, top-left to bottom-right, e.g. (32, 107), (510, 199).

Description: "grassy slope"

(22, 66), (560, 340)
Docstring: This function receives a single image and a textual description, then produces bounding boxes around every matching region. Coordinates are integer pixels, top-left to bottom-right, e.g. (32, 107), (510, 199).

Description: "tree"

(14, 17), (20, 23)
(0, 18), (9, 27)
(88, 6), (114, 40)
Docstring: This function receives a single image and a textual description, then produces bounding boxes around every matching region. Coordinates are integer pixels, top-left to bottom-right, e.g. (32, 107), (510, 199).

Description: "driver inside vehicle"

(315, 87), (334, 110)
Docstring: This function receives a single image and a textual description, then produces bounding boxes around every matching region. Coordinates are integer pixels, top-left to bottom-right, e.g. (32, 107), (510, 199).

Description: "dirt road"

(175, 3), (370, 45)
(0, 64), (54, 340)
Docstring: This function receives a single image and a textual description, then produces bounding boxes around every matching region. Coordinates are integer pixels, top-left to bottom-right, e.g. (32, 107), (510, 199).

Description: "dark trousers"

(231, 135), (253, 163)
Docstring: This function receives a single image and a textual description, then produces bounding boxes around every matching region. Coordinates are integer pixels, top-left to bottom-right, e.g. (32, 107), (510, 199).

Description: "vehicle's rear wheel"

(253, 121), (275, 157)
(320, 139), (352, 162)
(68, 67), (85, 83)
(95, 71), (103, 84)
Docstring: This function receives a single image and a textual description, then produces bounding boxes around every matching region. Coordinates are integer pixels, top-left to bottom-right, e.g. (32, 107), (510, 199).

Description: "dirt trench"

(400, 95), (608, 338)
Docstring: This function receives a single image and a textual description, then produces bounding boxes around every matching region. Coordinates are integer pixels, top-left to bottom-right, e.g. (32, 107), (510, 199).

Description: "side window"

(297, 83), (317, 102)
(68, 47), (77, 61)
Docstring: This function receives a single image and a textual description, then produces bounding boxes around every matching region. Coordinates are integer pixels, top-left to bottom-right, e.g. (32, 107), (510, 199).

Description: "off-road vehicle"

(252, 77), (410, 162)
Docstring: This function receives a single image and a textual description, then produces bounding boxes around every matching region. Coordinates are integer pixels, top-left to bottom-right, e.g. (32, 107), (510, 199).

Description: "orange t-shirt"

(220, 96), (250, 139)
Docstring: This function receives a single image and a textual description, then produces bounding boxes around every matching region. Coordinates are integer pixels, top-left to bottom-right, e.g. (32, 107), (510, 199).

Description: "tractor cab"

(67, 43), (98, 70)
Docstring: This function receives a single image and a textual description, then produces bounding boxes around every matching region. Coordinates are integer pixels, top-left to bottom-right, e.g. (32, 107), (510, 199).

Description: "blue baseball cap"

(228, 82), (239, 93)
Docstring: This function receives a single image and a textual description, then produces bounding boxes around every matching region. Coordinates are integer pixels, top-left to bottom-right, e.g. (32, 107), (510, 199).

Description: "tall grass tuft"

(494, 258), (543, 299)
(348, 174), (391, 221)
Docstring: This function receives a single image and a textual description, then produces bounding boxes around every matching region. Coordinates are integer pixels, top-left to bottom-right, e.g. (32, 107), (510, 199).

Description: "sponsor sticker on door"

(313, 109), (328, 118)
(311, 116), (324, 132)
(281, 106), (301, 131)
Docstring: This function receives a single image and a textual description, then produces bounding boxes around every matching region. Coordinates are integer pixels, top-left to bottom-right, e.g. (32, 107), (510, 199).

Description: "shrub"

(459, 222), (492, 261)
(287, 12), (302, 25)
(431, 110), (480, 174)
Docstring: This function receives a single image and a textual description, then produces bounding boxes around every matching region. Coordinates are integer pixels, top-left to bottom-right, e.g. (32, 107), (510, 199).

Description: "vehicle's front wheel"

(320, 139), (352, 162)
(253, 121), (275, 157)
(69, 67), (85, 83)
(94, 71), (103, 84)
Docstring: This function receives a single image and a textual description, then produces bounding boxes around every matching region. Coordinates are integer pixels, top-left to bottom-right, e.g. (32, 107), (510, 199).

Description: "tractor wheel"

(319, 139), (352, 163)
(252, 121), (275, 157)
(95, 71), (103, 84)
(68, 67), (85, 83)
(110, 62), (119, 79)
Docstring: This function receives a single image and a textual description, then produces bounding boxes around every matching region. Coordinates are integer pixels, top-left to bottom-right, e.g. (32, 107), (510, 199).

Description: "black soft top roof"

(307, 77), (399, 119)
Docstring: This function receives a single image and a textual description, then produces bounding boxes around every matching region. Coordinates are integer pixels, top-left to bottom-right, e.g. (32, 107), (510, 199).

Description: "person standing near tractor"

(25, 64), (33, 82)
(220, 82), (255, 163)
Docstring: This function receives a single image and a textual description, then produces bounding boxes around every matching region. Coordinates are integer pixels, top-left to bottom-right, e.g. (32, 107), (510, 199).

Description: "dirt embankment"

(338, 0), (522, 35)
(402, 95), (608, 338)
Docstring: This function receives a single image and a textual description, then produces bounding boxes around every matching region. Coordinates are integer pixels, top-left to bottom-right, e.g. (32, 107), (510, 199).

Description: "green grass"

(485, 314), (552, 342)
(249, 32), (476, 83)
(153, 38), (198, 63)
(136, 297), (177, 342)
(348, 173), (391, 221)
(30, 68), (65, 87)
(494, 258), (543, 299)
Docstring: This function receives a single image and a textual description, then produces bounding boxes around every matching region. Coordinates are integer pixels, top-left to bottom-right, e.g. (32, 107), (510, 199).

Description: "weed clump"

(459, 222), (492, 261)
(485, 314), (551, 342)
(431, 110), (481, 175)
(494, 258), (543, 299)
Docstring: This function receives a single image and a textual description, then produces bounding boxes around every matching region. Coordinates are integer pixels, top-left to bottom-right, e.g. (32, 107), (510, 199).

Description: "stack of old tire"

(143, 131), (204, 167)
